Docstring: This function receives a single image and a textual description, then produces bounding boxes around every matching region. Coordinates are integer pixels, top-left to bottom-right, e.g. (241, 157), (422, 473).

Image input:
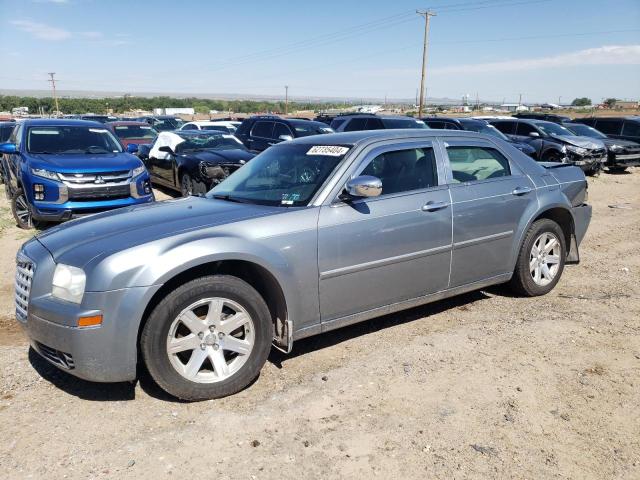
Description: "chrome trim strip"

(320, 244), (451, 280)
(453, 230), (513, 249)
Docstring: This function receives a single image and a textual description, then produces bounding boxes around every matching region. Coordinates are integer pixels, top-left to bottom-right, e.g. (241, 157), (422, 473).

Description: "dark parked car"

(562, 122), (640, 171)
(572, 116), (640, 144)
(313, 113), (336, 125)
(330, 114), (428, 132)
(0, 119), (153, 228)
(422, 117), (536, 157)
(137, 130), (255, 196)
(137, 115), (185, 132)
(235, 116), (333, 152)
(513, 112), (572, 124)
(16, 129), (591, 400)
(106, 121), (159, 148)
(488, 118), (607, 174)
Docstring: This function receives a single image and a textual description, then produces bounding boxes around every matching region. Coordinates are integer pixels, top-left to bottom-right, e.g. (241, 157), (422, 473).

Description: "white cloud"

(431, 45), (640, 75)
(79, 31), (103, 39)
(10, 20), (71, 40)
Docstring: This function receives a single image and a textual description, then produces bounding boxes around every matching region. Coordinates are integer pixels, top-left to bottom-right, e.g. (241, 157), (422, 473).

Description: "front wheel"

(11, 188), (35, 229)
(509, 219), (566, 296)
(141, 275), (272, 401)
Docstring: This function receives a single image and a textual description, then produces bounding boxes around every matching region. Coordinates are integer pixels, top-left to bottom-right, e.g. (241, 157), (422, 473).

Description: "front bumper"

(17, 238), (161, 382)
(609, 152), (640, 167)
(31, 195), (154, 222)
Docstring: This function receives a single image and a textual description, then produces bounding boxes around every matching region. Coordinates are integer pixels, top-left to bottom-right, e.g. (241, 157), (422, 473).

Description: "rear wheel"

(509, 219), (566, 296)
(11, 188), (35, 229)
(141, 275), (272, 401)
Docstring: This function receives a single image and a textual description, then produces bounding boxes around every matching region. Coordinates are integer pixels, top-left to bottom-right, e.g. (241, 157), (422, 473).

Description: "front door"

(318, 142), (452, 322)
(443, 138), (537, 287)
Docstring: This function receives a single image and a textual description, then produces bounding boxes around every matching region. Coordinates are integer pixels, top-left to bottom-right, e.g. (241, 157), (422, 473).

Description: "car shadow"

(268, 289), (491, 367)
(28, 289), (495, 402)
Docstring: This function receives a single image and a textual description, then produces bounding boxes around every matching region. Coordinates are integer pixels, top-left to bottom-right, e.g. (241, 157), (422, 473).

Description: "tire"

(180, 172), (193, 197)
(11, 188), (35, 230)
(141, 275), (272, 401)
(608, 165), (628, 173)
(509, 219), (566, 297)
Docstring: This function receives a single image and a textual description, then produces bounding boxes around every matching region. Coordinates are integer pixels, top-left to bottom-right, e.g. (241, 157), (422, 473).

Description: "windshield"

(564, 124), (607, 139)
(289, 121), (334, 137)
(381, 118), (427, 129)
(459, 120), (509, 141)
(208, 143), (350, 206)
(113, 124), (158, 139)
(175, 133), (246, 152)
(534, 122), (573, 136)
(27, 126), (123, 154)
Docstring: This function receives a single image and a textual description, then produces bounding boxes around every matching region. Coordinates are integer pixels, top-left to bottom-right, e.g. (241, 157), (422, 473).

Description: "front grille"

(15, 254), (34, 322)
(35, 342), (75, 369)
(68, 184), (131, 201)
(58, 170), (131, 184)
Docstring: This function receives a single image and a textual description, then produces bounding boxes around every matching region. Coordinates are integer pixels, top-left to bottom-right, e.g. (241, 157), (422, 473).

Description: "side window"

(365, 118), (384, 130)
(344, 118), (368, 132)
(13, 124), (23, 147)
(360, 147), (437, 195)
(251, 121), (274, 138)
(273, 122), (293, 139)
(621, 121), (640, 138)
(447, 146), (510, 183)
(444, 122), (461, 130)
(595, 119), (622, 135)
(426, 121), (444, 129)
(491, 121), (515, 135)
(330, 118), (346, 130)
(516, 122), (538, 136)
(182, 124), (196, 130)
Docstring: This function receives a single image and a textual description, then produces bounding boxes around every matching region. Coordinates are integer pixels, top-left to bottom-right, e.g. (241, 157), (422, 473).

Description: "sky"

(0, 0), (639, 103)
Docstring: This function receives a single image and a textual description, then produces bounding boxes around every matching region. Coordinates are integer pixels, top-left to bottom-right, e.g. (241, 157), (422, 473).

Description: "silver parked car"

(16, 130), (591, 400)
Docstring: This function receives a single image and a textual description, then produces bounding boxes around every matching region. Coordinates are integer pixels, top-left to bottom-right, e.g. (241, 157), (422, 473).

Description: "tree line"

(0, 95), (352, 115)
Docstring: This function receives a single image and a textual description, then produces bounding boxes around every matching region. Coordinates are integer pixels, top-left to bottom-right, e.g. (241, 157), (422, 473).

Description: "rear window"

(447, 146), (510, 183)
(113, 125), (158, 139)
(27, 126), (123, 154)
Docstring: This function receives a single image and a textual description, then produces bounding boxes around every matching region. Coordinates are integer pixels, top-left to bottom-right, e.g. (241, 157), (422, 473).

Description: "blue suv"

(0, 119), (154, 229)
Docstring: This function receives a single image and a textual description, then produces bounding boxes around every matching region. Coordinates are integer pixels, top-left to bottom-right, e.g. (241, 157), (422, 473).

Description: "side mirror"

(529, 131), (540, 138)
(0, 143), (17, 154)
(344, 175), (382, 199)
(278, 135), (293, 142)
(158, 145), (174, 154)
(126, 143), (139, 154)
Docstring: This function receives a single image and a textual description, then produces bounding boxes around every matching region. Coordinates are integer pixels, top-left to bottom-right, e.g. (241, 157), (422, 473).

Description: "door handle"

(512, 186), (533, 196)
(421, 201), (449, 212)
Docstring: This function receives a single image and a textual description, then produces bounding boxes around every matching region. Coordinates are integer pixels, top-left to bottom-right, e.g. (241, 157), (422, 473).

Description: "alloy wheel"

(14, 192), (33, 228)
(166, 297), (255, 383)
(529, 232), (561, 286)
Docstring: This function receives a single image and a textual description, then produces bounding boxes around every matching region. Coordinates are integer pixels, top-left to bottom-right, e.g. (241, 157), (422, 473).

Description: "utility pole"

(417, 10), (436, 118)
(284, 85), (289, 115)
(47, 72), (60, 116)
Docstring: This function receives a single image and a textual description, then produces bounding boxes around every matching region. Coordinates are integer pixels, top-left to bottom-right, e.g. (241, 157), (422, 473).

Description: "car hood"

(181, 148), (255, 164)
(552, 135), (604, 150)
(36, 196), (282, 266)
(28, 152), (142, 173)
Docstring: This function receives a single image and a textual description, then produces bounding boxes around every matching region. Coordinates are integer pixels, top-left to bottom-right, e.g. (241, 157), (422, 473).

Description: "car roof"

(19, 118), (107, 127)
(106, 121), (152, 126)
(289, 129), (485, 147)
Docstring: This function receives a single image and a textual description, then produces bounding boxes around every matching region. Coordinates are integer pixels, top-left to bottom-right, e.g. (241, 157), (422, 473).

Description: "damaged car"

(137, 130), (255, 196)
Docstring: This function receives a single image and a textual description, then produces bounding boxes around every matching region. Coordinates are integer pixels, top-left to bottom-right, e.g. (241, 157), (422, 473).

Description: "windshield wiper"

(212, 194), (252, 204)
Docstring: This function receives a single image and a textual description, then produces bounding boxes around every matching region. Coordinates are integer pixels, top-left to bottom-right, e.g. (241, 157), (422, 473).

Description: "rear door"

(444, 138), (537, 287)
(318, 140), (452, 322)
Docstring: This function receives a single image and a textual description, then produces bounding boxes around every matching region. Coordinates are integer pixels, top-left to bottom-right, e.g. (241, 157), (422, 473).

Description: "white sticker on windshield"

(30, 130), (59, 135)
(89, 129), (109, 133)
(307, 145), (349, 156)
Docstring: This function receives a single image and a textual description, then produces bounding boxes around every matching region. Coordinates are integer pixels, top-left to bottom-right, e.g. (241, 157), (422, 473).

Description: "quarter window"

(447, 146), (510, 183)
(251, 121), (274, 138)
(360, 147), (437, 195)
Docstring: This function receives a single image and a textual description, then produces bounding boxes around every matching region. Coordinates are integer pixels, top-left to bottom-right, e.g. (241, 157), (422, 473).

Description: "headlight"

(131, 165), (146, 177)
(52, 263), (86, 304)
(31, 168), (59, 180)
(566, 145), (587, 155)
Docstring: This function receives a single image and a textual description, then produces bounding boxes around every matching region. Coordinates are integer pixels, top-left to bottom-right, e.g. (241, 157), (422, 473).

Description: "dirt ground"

(0, 171), (638, 480)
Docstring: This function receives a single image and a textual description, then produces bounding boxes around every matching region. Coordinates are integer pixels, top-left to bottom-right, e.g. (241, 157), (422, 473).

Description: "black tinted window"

(273, 122), (293, 139)
(0, 125), (14, 142)
(182, 124), (198, 130)
(365, 118), (384, 130)
(361, 147), (437, 195)
(491, 121), (516, 135)
(516, 122), (538, 136)
(344, 118), (368, 131)
(426, 121), (444, 129)
(595, 119), (622, 135)
(447, 146), (510, 183)
(330, 118), (346, 130)
(622, 121), (640, 138)
(251, 121), (274, 138)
